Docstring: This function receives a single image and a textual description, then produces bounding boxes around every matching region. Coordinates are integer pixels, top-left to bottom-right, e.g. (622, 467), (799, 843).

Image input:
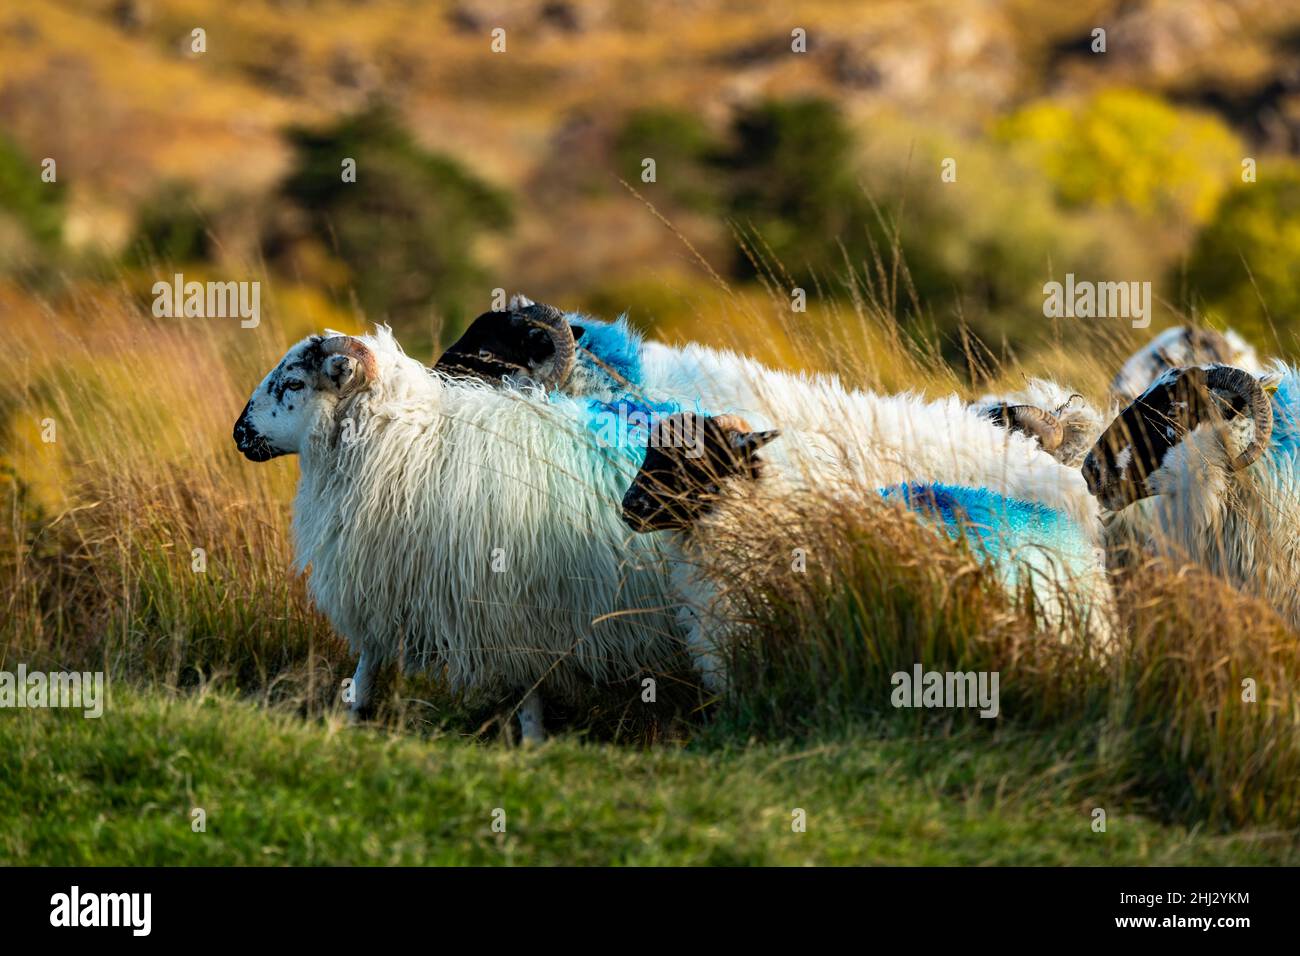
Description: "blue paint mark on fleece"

(574, 395), (685, 466)
(568, 312), (644, 387)
(1266, 368), (1300, 465)
(879, 482), (1096, 587)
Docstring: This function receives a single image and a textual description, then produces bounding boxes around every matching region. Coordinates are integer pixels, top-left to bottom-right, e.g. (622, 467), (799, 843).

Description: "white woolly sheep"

(621, 412), (1115, 690)
(234, 327), (688, 742)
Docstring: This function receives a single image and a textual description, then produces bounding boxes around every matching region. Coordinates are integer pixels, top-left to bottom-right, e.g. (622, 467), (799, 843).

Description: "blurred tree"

(614, 107), (720, 212)
(852, 122), (1145, 355)
(0, 133), (62, 273)
(997, 89), (1241, 228)
(1184, 163), (1300, 345)
(717, 98), (871, 284)
(709, 100), (1137, 363)
(276, 106), (514, 332)
(126, 182), (213, 266)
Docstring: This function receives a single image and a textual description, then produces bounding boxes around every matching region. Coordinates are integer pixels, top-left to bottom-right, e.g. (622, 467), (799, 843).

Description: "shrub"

(613, 107), (720, 212)
(1182, 162), (1300, 346)
(125, 181), (214, 266)
(996, 89), (1241, 227)
(275, 106), (514, 332)
(717, 98), (871, 285)
(0, 133), (63, 273)
(849, 119), (1143, 360)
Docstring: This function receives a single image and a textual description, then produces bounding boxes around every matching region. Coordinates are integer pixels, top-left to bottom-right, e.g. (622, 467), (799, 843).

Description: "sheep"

(621, 412), (1115, 689)
(1083, 361), (1300, 629)
(233, 327), (690, 743)
(969, 328), (1264, 467)
(971, 379), (1106, 468)
(438, 297), (1103, 543)
(1110, 325), (1262, 404)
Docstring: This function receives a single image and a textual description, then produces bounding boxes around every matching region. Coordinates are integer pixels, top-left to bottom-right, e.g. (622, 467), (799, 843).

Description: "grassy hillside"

(4, 690), (1296, 866)
(4, 1), (1300, 866)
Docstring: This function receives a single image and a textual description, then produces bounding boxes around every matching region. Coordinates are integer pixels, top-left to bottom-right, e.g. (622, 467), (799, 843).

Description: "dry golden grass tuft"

(1111, 562), (1300, 826)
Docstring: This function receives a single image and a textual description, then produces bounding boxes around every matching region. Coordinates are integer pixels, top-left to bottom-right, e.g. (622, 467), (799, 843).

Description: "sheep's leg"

(517, 688), (546, 745)
(348, 649), (377, 722)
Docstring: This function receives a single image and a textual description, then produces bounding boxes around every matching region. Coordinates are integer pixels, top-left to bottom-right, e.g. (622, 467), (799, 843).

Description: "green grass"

(2, 689), (1295, 866)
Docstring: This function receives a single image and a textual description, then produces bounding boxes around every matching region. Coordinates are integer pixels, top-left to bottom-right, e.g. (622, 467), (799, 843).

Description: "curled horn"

(320, 335), (378, 387)
(1204, 365), (1273, 470)
(522, 303), (576, 388)
(986, 404), (1064, 453)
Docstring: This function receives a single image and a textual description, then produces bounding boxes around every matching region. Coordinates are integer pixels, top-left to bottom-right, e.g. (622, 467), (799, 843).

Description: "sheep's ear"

(729, 429), (781, 457)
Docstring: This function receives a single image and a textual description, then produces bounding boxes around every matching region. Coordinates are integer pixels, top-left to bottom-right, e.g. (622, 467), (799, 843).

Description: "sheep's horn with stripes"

(1206, 365), (1273, 470)
(985, 404), (1064, 453)
(321, 335), (378, 387)
(521, 303), (576, 389)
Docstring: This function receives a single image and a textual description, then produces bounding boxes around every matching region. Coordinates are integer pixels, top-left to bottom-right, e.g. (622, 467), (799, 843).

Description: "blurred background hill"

(4, 0), (1300, 364)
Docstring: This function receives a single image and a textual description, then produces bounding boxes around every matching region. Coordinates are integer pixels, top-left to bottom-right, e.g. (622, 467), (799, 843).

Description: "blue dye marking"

(569, 313), (644, 386)
(1267, 369), (1300, 464)
(879, 482), (1096, 585)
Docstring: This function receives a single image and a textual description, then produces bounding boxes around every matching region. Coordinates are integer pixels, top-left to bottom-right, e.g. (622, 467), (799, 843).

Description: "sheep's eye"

(285, 380), (305, 391)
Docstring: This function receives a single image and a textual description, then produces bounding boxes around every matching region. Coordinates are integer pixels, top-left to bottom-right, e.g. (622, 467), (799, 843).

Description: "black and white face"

(620, 412), (780, 532)
(233, 335), (369, 462)
(434, 303), (585, 384)
(1083, 365), (1244, 511)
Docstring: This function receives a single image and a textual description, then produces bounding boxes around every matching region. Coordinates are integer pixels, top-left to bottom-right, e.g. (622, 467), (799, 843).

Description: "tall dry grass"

(688, 485), (1300, 829)
(0, 279), (345, 710)
(2, 263), (1298, 827)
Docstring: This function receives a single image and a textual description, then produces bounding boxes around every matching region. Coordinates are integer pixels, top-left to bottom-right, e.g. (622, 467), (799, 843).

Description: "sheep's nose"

(233, 405), (253, 448)
(620, 491), (656, 528)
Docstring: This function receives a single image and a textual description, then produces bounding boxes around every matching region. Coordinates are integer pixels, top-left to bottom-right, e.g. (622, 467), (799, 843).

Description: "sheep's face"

(233, 335), (371, 462)
(1083, 365), (1254, 511)
(621, 412), (780, 532)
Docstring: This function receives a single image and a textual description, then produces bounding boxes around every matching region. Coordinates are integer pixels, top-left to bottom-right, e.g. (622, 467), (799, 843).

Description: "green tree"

(0, 134), (62, 273)
(278, 107), (513, 330)
(718, 98), (870, 284)
(126, 182), (213, 266)
(614, 107), (719, 211)
(1184, 163), (1300, 345)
